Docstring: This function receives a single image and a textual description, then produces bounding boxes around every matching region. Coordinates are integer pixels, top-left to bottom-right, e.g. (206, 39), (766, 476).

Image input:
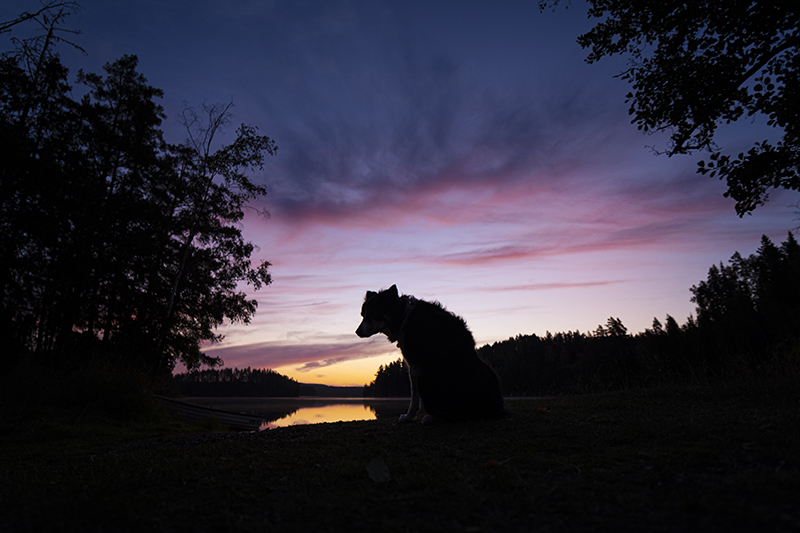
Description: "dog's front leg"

(399, 363), (420, 423)
(399, 384), (419, 422)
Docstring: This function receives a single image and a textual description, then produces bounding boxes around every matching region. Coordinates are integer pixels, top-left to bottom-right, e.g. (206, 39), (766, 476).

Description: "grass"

(2, 377), (799, 532)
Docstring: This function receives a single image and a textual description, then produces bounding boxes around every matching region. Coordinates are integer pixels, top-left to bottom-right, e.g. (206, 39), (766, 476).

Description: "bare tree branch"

(0, 1), (78, 34)
(1, 1), (85, 56)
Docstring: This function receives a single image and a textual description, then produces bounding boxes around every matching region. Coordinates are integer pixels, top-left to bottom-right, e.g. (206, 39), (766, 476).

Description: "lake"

(182, 397), (411, 429)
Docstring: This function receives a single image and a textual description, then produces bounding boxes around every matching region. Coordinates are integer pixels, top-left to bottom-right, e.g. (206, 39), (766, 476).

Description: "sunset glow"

(26, 0), (798, 386)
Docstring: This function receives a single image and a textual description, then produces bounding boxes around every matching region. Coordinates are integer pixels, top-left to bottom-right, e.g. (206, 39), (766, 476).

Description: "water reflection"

(183, 397), (409, 429)
(266, 403), (374, 429)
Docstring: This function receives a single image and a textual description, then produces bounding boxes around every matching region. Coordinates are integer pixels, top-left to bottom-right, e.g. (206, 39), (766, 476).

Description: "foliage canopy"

(545, 0), (800, 215)
(1, 5), (276, 375)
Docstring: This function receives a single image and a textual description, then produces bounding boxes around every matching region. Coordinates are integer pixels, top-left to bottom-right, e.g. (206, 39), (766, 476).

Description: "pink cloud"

(204, 336), (393, 372)
(485, 280), (624, 292)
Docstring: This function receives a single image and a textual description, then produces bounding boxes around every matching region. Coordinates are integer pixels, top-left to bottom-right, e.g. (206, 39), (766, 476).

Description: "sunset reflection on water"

(184, 397), (409, 430)
(265, 403), (376, 429)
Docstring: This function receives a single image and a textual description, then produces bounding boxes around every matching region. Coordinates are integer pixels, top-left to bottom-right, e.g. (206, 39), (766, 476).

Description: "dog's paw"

(398, 413), (415, 423)
(421, 414), (435, 425)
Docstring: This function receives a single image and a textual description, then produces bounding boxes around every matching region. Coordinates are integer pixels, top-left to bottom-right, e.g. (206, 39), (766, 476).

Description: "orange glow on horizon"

(271, 352), (402, 387)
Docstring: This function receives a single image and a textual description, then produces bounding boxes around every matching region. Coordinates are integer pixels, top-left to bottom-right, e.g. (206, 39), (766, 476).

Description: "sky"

(4, 0), (798, 386)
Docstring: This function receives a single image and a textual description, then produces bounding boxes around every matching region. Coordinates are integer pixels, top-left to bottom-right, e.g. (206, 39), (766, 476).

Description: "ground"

(2, 379), (799, 532)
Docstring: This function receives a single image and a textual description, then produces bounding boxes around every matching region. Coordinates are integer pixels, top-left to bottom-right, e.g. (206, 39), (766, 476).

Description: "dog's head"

(355, 284), (400, 339)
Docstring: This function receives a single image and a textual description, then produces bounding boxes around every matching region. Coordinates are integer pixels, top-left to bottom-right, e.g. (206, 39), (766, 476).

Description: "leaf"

(366, 457), (391, 484)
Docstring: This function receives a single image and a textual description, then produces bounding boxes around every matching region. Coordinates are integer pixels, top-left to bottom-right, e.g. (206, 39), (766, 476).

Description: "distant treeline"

(365, 234), (800, 396)
(174, 367), (300, 397)
(363, 359), (411, 397)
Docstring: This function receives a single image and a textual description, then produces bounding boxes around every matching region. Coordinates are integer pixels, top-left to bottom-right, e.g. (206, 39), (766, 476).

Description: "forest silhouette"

(172, 367), (300, 397)
(366, 233), (800, 397)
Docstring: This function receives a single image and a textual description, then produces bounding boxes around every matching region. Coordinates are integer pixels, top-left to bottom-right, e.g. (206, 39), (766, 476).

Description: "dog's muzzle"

(356, 318), (382, 338)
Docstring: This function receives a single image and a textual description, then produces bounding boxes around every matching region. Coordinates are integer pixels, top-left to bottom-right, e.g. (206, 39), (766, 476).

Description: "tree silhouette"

(1, 7), (276, 375)
(1, 8), (84, 357)
(690, 234), (799, 360)
(544, 0), (800, 215)
(152, 103), (276, 372)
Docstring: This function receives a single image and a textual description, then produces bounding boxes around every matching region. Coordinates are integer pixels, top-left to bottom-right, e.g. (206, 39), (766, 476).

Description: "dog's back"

(401, 300), (504, 420)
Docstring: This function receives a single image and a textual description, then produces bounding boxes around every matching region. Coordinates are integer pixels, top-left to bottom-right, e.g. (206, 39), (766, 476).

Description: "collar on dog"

(395, 295), (417, 345)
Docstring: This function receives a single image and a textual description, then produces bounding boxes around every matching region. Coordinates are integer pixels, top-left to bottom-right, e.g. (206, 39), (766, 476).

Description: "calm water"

(184, 397), (410, 429)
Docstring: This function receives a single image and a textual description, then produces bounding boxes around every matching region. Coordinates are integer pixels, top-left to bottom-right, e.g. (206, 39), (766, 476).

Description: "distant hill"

(300, 384), (365, 398)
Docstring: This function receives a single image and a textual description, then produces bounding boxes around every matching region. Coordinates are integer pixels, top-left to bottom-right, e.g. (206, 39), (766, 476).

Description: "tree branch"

(0, 1), (78, 34)
(670, 35), (800, 154)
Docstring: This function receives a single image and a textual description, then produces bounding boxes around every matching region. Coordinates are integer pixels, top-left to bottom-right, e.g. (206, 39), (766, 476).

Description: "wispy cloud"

(485, 280), (624, 292)
(204, 335), (395, 371)
(261, 39), (635, 225)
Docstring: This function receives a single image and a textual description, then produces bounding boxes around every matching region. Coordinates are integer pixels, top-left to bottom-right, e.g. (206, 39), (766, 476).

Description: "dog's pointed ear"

(365, 290), (377, 301)
(387, 284), (398, 297)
